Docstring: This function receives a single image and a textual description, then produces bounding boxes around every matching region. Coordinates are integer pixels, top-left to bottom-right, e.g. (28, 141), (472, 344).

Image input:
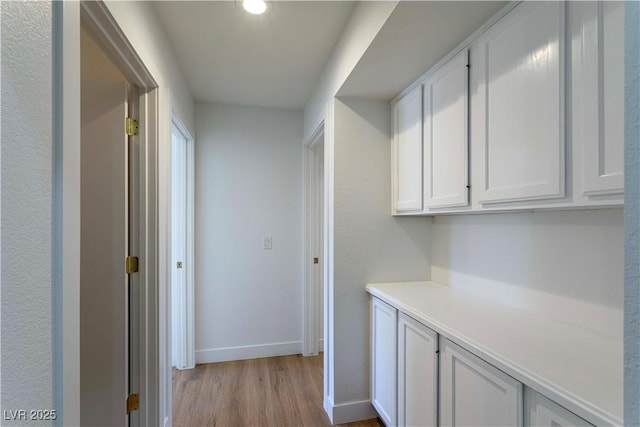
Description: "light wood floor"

(172, 354), (383, 427)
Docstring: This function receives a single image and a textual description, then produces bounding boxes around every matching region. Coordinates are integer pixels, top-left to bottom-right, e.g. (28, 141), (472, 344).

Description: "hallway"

(172, 354), (383, 427)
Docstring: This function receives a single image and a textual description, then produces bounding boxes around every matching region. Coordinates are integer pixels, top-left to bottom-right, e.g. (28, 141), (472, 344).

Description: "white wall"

(431, 209), (624, 339)
(330, 98), (431, 418)
(194, 103), (304, 363)
(1, 2), (55, 423)
(105, 1), (195, 135)
(303, 1), (397, 142)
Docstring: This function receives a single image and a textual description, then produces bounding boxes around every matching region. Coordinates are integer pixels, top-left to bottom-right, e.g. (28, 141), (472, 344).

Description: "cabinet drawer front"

(398, 313), (438, 427)
(440, 338), (522, 427)
(473, 1), (566, 204)
(423, 50), (469, 209)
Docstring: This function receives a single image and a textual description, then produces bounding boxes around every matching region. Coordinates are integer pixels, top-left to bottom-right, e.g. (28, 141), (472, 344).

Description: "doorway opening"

(170, 115), (196, 371)
(303, 123), (325, 357)
(80, 21), (140, 427)
(71, 2), (162, 425)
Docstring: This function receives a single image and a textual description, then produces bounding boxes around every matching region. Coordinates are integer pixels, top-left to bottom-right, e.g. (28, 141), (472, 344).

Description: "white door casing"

(170, 115), (195, 370)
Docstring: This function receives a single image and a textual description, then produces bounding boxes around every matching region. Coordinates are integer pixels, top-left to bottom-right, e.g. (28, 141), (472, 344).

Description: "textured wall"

(1, 2), (54, 425)
(332, 98), (430, 406)
(194, 103), (303, 361)
(625, 0), (640, 424)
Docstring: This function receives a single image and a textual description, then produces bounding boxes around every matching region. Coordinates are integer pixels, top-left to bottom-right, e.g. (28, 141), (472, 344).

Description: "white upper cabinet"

(472, 2), (566, 204)
(392, 86), (423, 213)
(440, 338), (523, 427)
(576, 1), (625, 196)
(371, 297), (397, 426)
(423, 50), (469, 209)
(397, 313), (438, 427)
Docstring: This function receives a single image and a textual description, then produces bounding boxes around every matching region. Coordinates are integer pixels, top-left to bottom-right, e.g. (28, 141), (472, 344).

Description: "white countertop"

(366, 281), (622, 426)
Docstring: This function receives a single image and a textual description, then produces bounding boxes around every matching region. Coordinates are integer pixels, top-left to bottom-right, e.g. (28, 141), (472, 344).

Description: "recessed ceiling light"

(243, 0), (267, 15)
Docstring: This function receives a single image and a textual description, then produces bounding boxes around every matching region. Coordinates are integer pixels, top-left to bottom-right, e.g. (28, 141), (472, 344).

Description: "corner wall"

(194, 103), (304, 362)
(303, 1), (397, 142)
(329, 98), (430, 420)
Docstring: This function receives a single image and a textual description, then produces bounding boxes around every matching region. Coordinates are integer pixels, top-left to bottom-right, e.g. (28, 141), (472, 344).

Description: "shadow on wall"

(430, 208), (624, 309)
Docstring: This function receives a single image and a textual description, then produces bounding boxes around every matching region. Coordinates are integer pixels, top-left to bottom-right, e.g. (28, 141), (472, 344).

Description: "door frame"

(170, 112), (196, 370)
(58, 1), (168, 425)
(303, 121), (325, 356)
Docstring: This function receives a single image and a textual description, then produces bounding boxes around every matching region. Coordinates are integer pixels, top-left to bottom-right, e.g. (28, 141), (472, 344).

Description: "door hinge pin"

(126, 117), (139, 136)
(126, 256), (139, 274)
(126, 393), (139, 414)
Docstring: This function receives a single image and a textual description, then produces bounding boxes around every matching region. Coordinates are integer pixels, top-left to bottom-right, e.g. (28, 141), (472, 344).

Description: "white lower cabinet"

(371, 297), (398, 426)
(398, 313), (438, 427)
(525, 388), (593, 427)
(439, 338), (523, 427)
(370, 298), (595, 427)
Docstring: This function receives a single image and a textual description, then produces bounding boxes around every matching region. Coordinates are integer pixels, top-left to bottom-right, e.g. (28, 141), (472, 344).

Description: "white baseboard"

(195, 341), (302, 364)
(324, 396), (377, 425)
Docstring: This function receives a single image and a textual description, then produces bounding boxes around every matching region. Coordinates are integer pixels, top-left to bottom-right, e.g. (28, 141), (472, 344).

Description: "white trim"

(170, 113), (196, 370)
(195, 342), (303, 364)
(325, 399), (378, 425)
(58, 3), (81, 425)
(324, 100), (336, 421)
(60, 2), (167, 425)
(303, 121), (325, 357)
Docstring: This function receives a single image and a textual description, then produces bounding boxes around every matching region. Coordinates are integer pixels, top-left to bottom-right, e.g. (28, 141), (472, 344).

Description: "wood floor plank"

(172, 354), (383, 427)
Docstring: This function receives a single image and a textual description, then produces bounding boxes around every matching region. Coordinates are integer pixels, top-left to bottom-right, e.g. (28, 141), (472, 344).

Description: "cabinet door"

(525, 388), (593, 427)
(472, 2), (566, 204)
(440, 338), (522, 427)
(371, 297), (398, 426)
(392, 86), (423, 213)
(398, 314), (438, 427)
(578, 1), (624, 196)
(423, 49), (469, 209)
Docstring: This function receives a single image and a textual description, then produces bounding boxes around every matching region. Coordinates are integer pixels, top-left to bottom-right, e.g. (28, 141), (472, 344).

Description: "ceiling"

(338, 1), (507, 100)
(154, 1), (508, 110)
(153, 1), (356, 109)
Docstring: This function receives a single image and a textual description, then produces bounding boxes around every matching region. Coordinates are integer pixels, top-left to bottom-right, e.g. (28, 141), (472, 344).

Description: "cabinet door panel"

(473, 2), (565, 204)
(423, 50), (469, 209)
(398, 314), (438, 427)
(371, 297), (398, 426)
(440, 339), (522, 427)
(525, 388), (593, 427)
(393, 87), (423, 212)
(580, 1), (624, 195)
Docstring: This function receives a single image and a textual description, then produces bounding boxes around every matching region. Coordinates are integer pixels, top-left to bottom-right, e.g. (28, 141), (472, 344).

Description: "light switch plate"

(263, 236), (272, 250)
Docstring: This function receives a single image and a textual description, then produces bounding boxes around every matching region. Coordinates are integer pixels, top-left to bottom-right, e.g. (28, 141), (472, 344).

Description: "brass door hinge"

(126, 393), (139, 414)
(126, 256), (139, 274)
(126, 117), (139, 136)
